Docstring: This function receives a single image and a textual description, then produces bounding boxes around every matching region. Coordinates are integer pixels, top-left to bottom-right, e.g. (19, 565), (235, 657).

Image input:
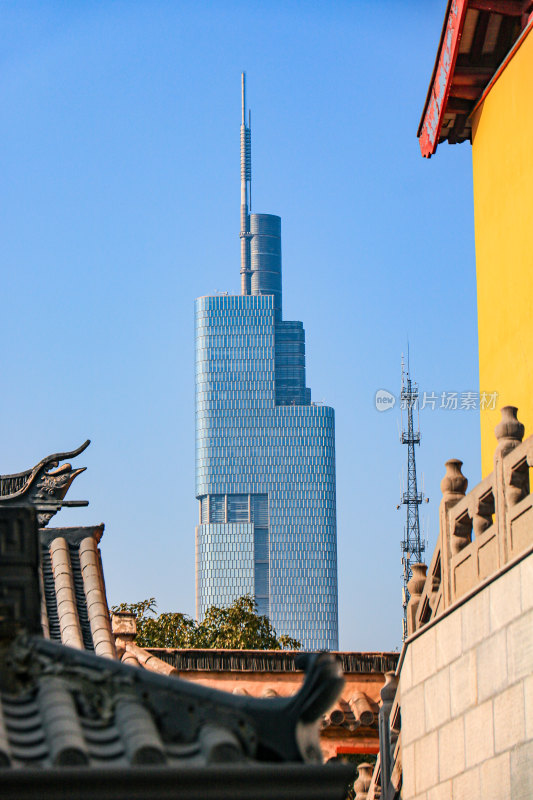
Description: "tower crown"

(239, 74), (282, 320)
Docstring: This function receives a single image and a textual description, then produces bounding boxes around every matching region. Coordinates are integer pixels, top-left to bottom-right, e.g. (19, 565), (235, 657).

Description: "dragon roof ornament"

(0, 440), (90, 527)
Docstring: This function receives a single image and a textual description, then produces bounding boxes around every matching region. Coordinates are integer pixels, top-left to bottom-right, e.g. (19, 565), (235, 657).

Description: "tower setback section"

(194, 76), (338, 650)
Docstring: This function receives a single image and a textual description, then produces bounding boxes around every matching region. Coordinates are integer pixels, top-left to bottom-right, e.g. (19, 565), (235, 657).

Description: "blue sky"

(1, 1), (480, 651)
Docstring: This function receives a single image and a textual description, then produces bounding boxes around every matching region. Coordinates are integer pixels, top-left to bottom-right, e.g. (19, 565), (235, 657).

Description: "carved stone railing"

(369, 407), (533, 800)
(408, 406), (533, 634)
(366, 671), (399, 800)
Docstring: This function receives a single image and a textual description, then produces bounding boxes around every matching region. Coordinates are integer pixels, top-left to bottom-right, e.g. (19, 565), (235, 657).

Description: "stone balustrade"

(408, 406), (532, 635)
(371, 405), (533, 800)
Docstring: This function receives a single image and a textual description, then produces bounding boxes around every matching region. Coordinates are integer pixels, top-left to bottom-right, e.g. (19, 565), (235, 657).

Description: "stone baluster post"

(378, 670), (398, 798)
(406, 563), (427, 635)
(354, 762), (373, 799)
(439, 459), (468, 608)
(494, 406), (525, 564)
(428, 572), (442, 615)
(469, 494), (494, 539)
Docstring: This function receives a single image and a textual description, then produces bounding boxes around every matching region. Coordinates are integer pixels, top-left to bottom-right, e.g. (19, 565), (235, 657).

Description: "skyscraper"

(194, 75), (338, 650)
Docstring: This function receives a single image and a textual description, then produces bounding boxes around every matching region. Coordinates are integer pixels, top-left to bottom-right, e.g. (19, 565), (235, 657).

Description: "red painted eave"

(418, 0), (469, 158)
(417, 0), (533, 158)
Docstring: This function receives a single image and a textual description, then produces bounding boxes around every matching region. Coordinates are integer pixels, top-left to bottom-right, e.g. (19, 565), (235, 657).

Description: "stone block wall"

(400, 549), (533, 800)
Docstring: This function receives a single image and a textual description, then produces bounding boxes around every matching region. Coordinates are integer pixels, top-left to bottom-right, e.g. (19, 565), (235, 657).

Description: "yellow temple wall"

(471, 27), (533, 476)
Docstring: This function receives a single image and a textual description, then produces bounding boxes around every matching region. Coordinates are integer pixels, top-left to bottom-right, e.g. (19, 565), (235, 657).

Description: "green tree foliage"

(111, 595), (301, 650)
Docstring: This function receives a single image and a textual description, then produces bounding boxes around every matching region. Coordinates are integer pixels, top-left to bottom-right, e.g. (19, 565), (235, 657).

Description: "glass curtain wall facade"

(195, 293), (338, 650)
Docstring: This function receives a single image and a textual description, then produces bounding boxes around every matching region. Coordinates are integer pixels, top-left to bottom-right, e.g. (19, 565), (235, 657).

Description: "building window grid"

(194, 295), (338, 649)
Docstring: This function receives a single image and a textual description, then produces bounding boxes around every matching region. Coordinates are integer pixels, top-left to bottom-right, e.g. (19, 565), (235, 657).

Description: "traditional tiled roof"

(1, 636), (346, 768)
(0, 443), (115, 659)
(0, 505), (356, 798)
(112, 612), (184, 675)
(145, 649), (399, 674)
(321, 692), (379, 732)
(110, 619), (396, 750)
(115, 643), (382, 734)
(119, 641), (178, 676)
(39, 526), (116, 659)
(140, 647), (392, 738)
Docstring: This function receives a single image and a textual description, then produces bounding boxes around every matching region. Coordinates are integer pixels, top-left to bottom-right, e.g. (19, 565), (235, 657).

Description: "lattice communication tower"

(400, 357), (426, 639)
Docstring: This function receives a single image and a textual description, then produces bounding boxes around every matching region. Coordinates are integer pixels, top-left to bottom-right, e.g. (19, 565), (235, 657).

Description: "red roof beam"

(470, 10), (491, 60)
(452, 66), (495, 78)
(448, 85), (485, 100)
(468, 0), (531, 16)
(446, 97), (475, 112)
(336, 745), (380, 755)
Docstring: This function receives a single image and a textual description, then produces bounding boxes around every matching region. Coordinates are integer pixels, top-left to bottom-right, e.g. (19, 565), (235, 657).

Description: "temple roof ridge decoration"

(0, 440), (90, 527)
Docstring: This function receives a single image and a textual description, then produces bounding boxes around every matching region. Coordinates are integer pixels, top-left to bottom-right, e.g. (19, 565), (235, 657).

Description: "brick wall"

(400, 549), (533, 800)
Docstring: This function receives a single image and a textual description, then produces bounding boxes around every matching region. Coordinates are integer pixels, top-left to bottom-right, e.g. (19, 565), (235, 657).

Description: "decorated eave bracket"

(0, 440), (90, 527)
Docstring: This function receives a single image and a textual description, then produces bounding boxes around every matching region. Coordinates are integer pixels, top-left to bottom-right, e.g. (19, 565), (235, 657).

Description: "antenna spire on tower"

(240, 72), (252, 294)
(241, 71), (245, 124)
